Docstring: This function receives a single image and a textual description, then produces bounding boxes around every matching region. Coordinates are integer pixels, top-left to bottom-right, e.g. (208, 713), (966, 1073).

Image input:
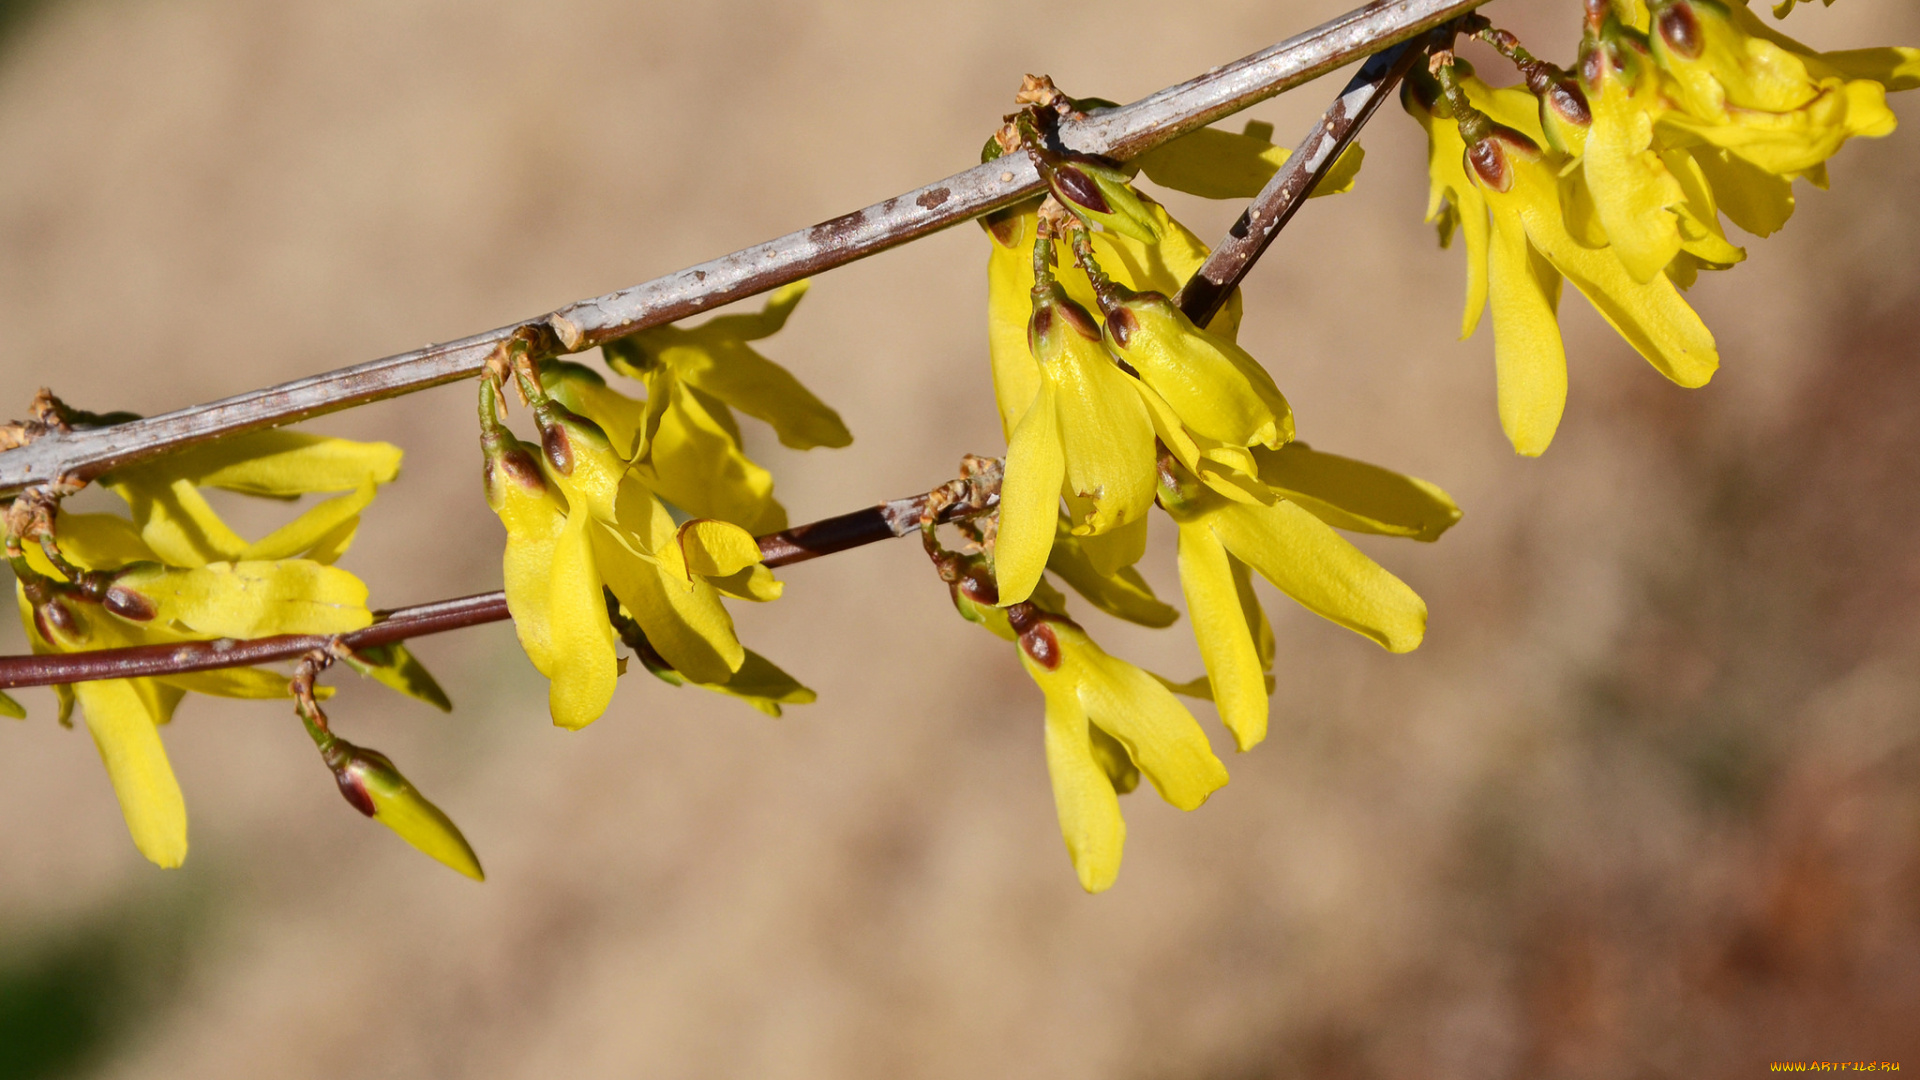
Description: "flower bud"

(531, 399), (625, 524)
(322, 737), (484, 880)
(1095, 286), (1291, 450)
(1035, 154), (1160, 245)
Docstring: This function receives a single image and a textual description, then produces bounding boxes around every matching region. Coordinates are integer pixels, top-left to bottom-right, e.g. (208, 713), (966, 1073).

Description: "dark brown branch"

(0, 485), (994, 690)
(1176, 34), (1432, 328)
(0, 0), (1487, 498)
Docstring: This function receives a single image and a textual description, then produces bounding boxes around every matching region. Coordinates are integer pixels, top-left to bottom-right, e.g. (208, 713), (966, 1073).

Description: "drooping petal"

(1584, 71), (1687, 283)
(1211, 499), (1428, 653)
(675, 518), (764, 579)
(1486, 198), (1569, 457)
(1053, 622), (1228, 811)
(691, 279), (811, 342)
(1053, 354), (1157, 539)
(994, 381), (1067, 605)
(19, 513), (154, 578)
(1177, 521), (1269, 751)
(341, 642), (454, 712)
(544, 510), (620, 729)
(1037, 682), (1126, 893)
(1046, 527), (1179, 628)
(1252, 443), (1463, 541)
(671, 335), (851, 451)
(1690, 144), (1796, 236)
(1133, 123), (1363, 201)
(1511, 164), (1720, 388)
(594, 523), (743, 686)
(640, 383), (787, 535)
(74, 678), (188, 868)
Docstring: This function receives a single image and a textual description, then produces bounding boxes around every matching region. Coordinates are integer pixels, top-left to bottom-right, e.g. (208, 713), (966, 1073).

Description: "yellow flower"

(601, 280), (849, 535)
(1158, 455), (1434, 751)
(12, 431), (423, 868)
(1648, 0), (1898, 179)
(482, 378), (788, 730)
(985, 197), (1243, 438)
(1131, 118), (1365, 202)
(1407, 68), (1719, 455)
(1017, 607), (1226, 893)
(993, 266), (1157, 606)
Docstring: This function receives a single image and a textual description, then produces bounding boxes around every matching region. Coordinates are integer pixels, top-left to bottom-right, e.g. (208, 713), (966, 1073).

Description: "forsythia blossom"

(11, 431), (441, 868)
(1408, 0), (1915, 455)
(966, 110), (1459, 888)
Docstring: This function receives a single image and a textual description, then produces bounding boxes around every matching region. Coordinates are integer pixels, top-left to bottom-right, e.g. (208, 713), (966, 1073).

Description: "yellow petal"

(1073, 515), (1147, 578)
(1508, 157), (1720, 389)
(1584, 74), (1687, 283)
(676, 518), (764, 578)
(1689, 144), (1796, 236)
(689, 279), (810, 342)
(1133, 125), (1364, 201)
(341, 642), (454, 712)
(1047, 622), (1228, 811)
(241, 481), (376, 563)
(638, 382), (788, 534)
(108, 477), (248, 568)
(1053, 359), (1156, 539)
(115, 431), (401, 497)
(642, 646), (815, 718)
(1486, 197), (1568, 457)
(42, 511), (157, 571)
(74, 678), (188, 867)
(110, 560), (373, 638)
(1253, 442), (1462, 541)
(595, 523), (743, 685)
(545, 510), (619, 728)
(1046, 526), (1179, 628)
(1177, 521), (1269, 751)
(1211, 499), (1428, 652)
(670, 336), (850, 451)
(994, 380), (1066, 605)
(158, 665), (303, 699)
(1037, 682), (1126, 893)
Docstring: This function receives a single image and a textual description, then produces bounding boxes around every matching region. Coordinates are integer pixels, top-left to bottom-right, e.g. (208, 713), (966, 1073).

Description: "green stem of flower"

(1434, 57), (1493, 143)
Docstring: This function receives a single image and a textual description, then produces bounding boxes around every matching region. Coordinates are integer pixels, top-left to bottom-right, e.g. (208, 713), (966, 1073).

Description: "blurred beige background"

(2, 0), (1919, 1076)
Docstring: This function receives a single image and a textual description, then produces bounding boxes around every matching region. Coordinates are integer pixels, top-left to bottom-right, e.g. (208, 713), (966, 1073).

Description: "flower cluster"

(1407, 0), (1916, 454)
(480, 284), (843, 729)
(8, 430), (448, 868)
(955, 101), (1461, 890)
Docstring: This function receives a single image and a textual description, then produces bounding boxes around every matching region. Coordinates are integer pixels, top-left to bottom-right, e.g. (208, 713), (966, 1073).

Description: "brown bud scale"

(335, 771), (378, 817)
(103, 587), (157, 622)
(1466, 139), (1513, 193)
(1657, 3), (1703, 60)
(1049, 165), (1111, 215)
(541, 424), (573, 476)
(1019, 622), (1061, 671)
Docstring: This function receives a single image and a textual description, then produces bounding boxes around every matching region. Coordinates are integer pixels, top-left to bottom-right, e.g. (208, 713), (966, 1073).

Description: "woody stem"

(0, 0), (1488, 497)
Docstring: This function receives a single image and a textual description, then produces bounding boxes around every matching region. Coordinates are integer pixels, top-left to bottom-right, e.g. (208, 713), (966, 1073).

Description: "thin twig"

(0, 0), (1486, 498)
(1176, 33), (1433, 327)
(0, 483), (997, 690)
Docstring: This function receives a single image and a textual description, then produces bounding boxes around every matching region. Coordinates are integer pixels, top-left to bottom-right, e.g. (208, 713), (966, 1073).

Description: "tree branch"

(0, 7), (1466, 692)
(0, 0), (1485, 497)
(1176, 34), (1431, 327)
(0, 485), (994, 690)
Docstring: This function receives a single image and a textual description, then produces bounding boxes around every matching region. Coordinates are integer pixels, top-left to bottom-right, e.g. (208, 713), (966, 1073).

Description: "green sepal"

(343, 642), (454, 713)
